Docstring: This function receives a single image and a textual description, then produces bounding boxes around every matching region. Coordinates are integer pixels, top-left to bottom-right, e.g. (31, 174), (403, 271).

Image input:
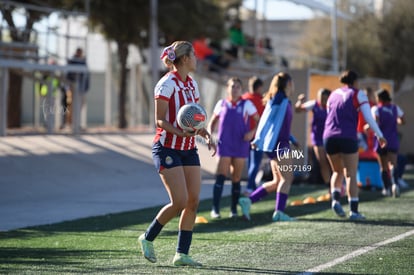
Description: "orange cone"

(317, 193), (331, 202)
(195, 216), (208, 224)
(303, 196), (316, 204)
(290, 200), (304, 206)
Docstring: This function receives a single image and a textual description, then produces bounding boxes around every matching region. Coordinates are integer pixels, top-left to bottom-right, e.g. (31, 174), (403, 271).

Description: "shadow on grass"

(0, 247), (119, 264)
(192, 181), (414, 233)
(1, 177), (412, 238)
(0, 184), (330, 237)
(299, 217), (414, 227)
(0, 247), (152, 274)
(200, 265), (298, 274)
(154, 265), (368, 275)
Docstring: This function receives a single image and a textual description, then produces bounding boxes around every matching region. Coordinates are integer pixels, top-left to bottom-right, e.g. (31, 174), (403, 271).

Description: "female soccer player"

(295, 88), (332, 200)
(323, 70), (386, 220)
(242, 76), (265, 195)
(371, 89), (405, 197)
(138, 41), (216, 267)
(208, 77), (259, 218)
(239, 72), (297, 222)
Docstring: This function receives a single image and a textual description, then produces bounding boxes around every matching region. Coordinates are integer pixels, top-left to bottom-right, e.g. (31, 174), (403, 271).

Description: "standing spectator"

(35, 71), (61, 128)
(67, 47), (89, 129)
(323, 70), (386, 220)
(241, 76), (265, 195)
(371, 89), (405, 197)
(295, 88), (332, 200)
(208, 77), (259, 218)
(227, 20), (246, 59)
(240, 72), (297, 222)
(138, 41), (216, 267)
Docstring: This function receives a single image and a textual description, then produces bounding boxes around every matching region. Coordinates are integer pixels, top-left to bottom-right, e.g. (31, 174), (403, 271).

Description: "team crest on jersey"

(165, 155), (173, 165)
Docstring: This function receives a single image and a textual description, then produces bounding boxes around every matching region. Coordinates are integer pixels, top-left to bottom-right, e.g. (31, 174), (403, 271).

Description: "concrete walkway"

(0, 133), (230, 231)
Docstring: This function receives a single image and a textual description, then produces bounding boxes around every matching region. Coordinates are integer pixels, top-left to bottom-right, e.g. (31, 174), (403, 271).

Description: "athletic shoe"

(243, 189), (253, 197)
(272, 211), (296, 222)
(138, 234), (156, 263)
(173, 252), (202, 267)
(331, 201), (346, 218)
(238, 197), (251, 220)
(398, 179), (409, 189)
(349, 211), (366, 221)
(229, 211), (238, 218)
(210, 210), (221, 219)
(382, 188), (391, 197)
(392, 183), (400, 198)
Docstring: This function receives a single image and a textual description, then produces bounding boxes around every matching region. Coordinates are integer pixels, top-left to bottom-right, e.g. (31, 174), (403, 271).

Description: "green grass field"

(1, 170), (413, 274)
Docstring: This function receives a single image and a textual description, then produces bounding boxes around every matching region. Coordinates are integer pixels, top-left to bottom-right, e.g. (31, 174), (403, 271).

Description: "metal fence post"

(0, 68), (9, 136)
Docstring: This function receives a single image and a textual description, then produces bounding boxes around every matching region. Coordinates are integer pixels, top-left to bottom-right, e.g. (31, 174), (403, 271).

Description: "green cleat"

(173, 252), (202, 267)
(138, 234), (156, 263)
(238, 197), (251, 220)
(272, 211), (296, 222)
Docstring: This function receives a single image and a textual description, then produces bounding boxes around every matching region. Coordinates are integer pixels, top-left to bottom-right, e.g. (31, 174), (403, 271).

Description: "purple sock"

(275, 192), (288, 212)
(249, 186), (268, 203)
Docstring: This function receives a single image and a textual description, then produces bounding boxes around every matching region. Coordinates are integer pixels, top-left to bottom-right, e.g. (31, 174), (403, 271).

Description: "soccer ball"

(176, 103), (207, 132)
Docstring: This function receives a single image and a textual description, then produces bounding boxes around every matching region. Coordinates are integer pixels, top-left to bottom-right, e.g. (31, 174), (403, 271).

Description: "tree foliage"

(158, 0), (226, 44)
(1, 0), (227, 128)
(0, 0), (61, 42)
(83, 0), (226, 128)
(296, 17), (332, 70)
(83, 0), (150, 128)
(0, 0), (64, 127)
(87, 0), (148, 45)
(345, 11), (383, 77)
(86, 0), (226, 45)
(377, 0), (414, 85)
(298, 0), (414, 88)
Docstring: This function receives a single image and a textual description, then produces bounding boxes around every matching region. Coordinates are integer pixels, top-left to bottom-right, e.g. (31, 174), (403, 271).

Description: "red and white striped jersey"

(153, 71), (200, 150)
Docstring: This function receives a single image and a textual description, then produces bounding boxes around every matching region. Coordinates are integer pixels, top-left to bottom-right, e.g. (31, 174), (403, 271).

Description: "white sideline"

(299, 229), (414, 275)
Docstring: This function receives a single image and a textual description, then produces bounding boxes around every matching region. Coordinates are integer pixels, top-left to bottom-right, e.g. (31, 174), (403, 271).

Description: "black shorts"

(377, 147), (398, 156)
(324, 137), (358, 155)
(152, 142), (200, 172)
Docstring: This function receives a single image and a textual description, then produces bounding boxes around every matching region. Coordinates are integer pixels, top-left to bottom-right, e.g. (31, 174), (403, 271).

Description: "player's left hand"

(198, 128), (216, 156)
(207, 139), (217, 157)
(244, 130), (256, 142)
(378, 136), (387, 148)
